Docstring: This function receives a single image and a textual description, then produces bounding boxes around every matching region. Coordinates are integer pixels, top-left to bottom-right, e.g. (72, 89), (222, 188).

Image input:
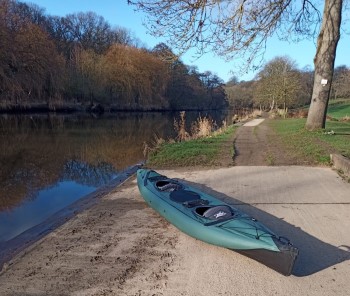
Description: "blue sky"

(25, 0), (349, 82)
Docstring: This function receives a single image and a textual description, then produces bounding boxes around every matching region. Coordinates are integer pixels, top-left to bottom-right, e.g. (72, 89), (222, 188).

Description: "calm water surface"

(0, 111), (230, 242)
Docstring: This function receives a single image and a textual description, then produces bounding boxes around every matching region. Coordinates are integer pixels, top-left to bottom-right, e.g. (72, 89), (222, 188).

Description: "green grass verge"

(327, 99), (350, 119)
(270, 118), (350, 164)
(148, 125), (236, 167)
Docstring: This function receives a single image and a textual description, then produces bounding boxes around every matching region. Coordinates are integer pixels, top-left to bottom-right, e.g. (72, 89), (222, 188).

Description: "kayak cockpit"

(195, 205), (234, 220)
(152, 178), (210, 207)
(155, 179), (183, 192)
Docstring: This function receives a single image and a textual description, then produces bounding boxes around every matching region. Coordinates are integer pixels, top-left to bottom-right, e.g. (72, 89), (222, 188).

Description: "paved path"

(243, 118), (265, 126)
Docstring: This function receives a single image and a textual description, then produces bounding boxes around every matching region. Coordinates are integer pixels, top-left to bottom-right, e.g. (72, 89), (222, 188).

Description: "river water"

(0, 110), (231, 243)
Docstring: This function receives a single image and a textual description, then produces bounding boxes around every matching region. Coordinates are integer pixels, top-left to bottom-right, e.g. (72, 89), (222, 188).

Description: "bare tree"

(129, 0), (344, 129)
(45, 11), (136, 56)
(305, 0), (342, 129)
(254, 56), (301, 111)
(330, 65), (350, 99)
(104, 44), (170, 108)
(225, 80), (255, 109)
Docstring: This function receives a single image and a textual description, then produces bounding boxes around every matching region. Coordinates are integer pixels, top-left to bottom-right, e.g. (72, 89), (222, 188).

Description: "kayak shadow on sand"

(181, 180), (350, 277)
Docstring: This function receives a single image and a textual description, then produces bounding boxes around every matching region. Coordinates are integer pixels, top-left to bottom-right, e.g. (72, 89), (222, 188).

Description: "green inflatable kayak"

(137, 169), (298, 276)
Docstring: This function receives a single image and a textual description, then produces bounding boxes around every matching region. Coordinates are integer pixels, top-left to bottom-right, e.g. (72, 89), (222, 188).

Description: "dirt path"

(233, 119), (301, 166)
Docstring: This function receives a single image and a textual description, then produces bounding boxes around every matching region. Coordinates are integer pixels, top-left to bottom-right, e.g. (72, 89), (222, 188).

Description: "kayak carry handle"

(144, 170), (152, 186)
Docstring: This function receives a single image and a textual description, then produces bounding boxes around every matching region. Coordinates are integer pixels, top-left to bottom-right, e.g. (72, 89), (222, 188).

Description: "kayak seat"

(156, 180), (183, 192)
(169, 189), (201, 203)
(196, 205), (233, 220)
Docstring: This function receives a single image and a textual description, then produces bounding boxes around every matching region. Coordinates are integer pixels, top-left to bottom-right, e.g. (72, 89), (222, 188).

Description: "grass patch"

(148, 125), (236, 167)
(265, 153), (276, 166)
(327, 99), (350, 119)
(270, 118), (350, 164)
(318, 120), (350, 157)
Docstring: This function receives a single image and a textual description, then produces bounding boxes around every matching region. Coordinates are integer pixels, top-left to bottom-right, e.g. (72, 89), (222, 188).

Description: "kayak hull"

(136, 169), (298, 276)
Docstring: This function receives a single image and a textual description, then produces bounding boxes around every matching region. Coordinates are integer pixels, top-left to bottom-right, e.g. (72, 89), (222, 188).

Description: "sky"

(24, 0), (350, 83)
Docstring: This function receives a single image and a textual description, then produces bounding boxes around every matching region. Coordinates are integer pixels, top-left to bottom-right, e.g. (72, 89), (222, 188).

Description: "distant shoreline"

(0, 102), (230, 115)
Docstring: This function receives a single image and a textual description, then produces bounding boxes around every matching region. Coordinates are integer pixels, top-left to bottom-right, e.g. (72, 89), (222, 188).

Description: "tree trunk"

(305, 0), (342, 130)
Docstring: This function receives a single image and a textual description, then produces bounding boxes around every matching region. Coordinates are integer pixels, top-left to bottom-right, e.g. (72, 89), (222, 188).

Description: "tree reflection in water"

(62, 160), (117, 187)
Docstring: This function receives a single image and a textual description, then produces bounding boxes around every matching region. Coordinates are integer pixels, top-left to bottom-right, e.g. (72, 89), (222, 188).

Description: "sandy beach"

(0, 166), (349, 295)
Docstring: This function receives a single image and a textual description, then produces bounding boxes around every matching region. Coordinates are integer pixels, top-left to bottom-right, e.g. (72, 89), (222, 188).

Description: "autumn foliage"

(0, 0), (228, 111)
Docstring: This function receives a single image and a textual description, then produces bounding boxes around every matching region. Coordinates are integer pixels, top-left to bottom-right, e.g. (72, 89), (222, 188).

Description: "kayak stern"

(236, 237), (299, 276)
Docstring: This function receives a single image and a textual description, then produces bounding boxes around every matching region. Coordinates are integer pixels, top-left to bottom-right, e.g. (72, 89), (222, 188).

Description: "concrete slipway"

(0, 165), (349, 295)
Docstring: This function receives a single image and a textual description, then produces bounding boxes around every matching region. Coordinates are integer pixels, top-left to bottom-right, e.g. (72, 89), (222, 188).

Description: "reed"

(143, 133), (165, 157)
(191, 116), (215, 139)
(173, 111), (190, 141)
(174, 111), (219, 140)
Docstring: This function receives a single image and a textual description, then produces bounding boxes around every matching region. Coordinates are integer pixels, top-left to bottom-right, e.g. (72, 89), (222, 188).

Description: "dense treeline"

(0, 0), (228, 111)
(226, 56), (350, 111)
